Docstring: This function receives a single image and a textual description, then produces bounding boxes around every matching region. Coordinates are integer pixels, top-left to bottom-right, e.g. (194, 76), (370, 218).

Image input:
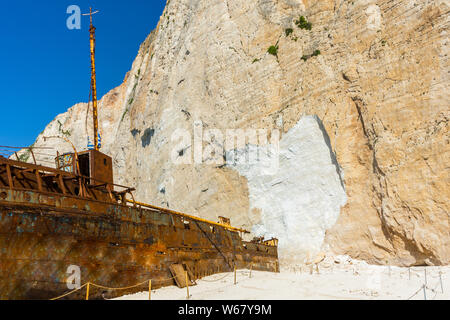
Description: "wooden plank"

(169, 264), (194, 288)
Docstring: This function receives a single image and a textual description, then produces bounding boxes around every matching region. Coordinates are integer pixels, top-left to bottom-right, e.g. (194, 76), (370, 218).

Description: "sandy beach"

(115, 257), (449, 300)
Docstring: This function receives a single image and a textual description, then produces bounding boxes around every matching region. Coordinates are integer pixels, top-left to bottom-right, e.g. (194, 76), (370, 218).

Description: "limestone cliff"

(24, 0), (449, 266)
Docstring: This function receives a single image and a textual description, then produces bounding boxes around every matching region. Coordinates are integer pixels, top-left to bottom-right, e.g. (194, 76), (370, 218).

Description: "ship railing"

(0, 155), (135, 202)
(124, 199), (250, 234)
(0, 145), (57, 167)
(1, 148), (257, 237)
(0, 154), (250, 235)
(0, 152), (272, 246)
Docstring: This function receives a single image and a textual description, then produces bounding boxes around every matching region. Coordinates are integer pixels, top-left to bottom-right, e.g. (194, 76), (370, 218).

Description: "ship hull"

(0, 187), (279, 300)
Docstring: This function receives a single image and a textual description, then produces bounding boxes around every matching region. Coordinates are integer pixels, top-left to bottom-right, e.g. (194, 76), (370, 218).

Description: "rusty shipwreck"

(0, 8), (279, 300)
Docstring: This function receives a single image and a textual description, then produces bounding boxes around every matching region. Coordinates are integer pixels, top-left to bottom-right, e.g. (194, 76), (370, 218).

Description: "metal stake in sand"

(424, 268), (427, 286)
(185, 271), (190, 299)
(148, 280), (151, 301)
(439, 271), (444, 294)
(423, 285), (427, 300)
(86, 282), (90, 300)
(408, 267), (411, 280)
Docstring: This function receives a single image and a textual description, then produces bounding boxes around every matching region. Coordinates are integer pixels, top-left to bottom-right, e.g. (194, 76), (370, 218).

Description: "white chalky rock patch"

(227, 115), (347, 262)
(366, 4), (382, 31)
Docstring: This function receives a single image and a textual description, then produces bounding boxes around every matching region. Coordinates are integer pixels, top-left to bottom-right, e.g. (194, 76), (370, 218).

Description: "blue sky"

(0, 0), (166, 147)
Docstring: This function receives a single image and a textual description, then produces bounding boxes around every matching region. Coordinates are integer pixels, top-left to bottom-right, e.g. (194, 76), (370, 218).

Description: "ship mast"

(83, 8), (100, 150)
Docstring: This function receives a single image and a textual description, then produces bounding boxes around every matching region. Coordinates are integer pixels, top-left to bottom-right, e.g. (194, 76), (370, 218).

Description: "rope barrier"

(154, 275), (178, 282)
(407, 285), (425, 300)
(50, 265), (441, 300)
(49, 275), (178, 300)
(47, 263), (347, 300)
(90, 279), (151, 291)
(199, 272), (231, 282)
(49, 267), (252, 300)
(412, 267), (445, 300)
(50, 283), (88, 300)
(200, 263), (257, 283)
(407, 279), (443, 300)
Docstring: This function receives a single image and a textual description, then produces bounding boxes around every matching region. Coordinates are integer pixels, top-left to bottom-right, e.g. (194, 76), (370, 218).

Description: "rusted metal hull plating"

(0, 186), (279, 300)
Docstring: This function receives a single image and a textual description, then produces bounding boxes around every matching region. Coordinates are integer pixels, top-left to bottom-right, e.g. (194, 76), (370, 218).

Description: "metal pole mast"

(83, 8), (100, 150)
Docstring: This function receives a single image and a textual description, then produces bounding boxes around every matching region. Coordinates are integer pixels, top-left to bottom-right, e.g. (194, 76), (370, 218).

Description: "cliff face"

(26, 0), (449, 266)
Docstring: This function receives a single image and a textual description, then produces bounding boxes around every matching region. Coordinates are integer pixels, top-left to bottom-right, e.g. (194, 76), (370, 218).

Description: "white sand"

(115, 257), (449, 300)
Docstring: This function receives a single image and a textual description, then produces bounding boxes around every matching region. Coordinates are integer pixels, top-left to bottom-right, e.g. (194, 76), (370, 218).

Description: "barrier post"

(388, 265), (391, 277)
(439, 271), (444, 294)
(85, 282), (90, 301)
(408, 267), (411, 280)
(185, 271), (190, 299)
(424, 268), (427, 286)
(234, 265), (237, 285)
(148, 280), (152, 300)
(423, 285), (427, 300)
(250, 263), (253, 279)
